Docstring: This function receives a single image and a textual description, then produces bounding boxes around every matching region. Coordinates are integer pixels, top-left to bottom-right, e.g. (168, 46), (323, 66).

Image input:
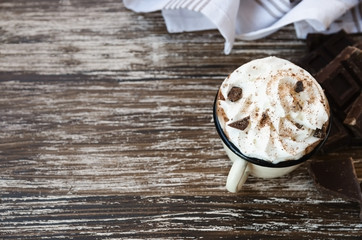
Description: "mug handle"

(226, 158), (249, 193)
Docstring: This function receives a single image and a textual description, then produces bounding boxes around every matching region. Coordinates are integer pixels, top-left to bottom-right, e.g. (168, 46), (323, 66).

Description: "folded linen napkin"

(124, 0), (362, 54)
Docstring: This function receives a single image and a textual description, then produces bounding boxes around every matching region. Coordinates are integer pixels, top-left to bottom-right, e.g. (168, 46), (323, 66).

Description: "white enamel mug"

(213, 94), (331, 193)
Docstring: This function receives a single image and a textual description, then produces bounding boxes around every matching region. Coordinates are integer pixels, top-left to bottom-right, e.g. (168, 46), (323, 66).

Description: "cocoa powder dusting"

(260, 112), (269, 127)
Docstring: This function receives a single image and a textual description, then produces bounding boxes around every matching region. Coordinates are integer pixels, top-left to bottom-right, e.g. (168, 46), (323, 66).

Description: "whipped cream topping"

(217, 57), (330, 163)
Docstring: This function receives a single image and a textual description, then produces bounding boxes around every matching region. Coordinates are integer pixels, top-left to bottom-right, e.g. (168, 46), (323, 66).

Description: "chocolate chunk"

(321, 116), (351, 153)
(227, 87), (243, 102)
(295, 80), (304, 93)
(344, 93), (362, 138)
(308, 157), (362, 206)
(228, 116), (250, 131)
(313, 128), (325, 138)
(315, 46), (362, 119)
(295, 30), (355, 75)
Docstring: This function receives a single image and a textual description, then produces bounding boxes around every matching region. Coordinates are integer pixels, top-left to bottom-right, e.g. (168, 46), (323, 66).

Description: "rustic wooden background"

(0, 0), (361, 239)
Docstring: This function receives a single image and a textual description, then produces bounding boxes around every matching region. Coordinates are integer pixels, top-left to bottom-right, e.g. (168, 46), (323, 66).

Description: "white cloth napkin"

(124, 0), (362, 54)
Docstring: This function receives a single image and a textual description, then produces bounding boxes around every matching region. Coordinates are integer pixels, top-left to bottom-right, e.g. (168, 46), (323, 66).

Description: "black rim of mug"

(213, 92), (332, 168)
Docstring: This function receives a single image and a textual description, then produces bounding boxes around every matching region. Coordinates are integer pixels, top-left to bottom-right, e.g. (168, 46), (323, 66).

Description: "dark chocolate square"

(300, 51), (331, 74)
(342, 51), (362, 87)
(322, 67), (361, 109)
(316, 47), (362, 116)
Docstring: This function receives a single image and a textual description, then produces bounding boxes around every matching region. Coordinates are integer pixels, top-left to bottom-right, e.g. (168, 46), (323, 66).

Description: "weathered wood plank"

(0, 0), (309, 80)
(1, 77), (361, 238)
(0, 78), (228, 195)
(1, 195), (361, 239)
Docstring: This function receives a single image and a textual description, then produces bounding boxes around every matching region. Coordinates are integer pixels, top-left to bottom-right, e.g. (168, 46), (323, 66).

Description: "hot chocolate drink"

(216, 56), (330, 163)
(214, 57), (331, 192)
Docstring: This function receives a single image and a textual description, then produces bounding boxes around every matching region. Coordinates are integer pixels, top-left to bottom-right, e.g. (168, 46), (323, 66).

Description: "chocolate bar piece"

(321, 116), (351, 153)
(308, 157), (362, 220)
(344, 93), (362, 138)
(315, 46), (362, 118)
(296, 30), (355, 75)
(308, 157), (362, 203)
(342, 47), (362, 86)
(305, 30), (355, 52)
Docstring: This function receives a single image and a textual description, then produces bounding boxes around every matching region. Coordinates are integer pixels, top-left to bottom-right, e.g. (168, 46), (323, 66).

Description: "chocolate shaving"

(313, 128), (325, 138)
(295, 81), (304, 93)
(227, 87), (243, 102)
(228, 116), (250, 131)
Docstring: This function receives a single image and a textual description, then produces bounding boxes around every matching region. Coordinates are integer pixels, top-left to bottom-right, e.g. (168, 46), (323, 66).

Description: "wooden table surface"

(1, 0), (362, 239)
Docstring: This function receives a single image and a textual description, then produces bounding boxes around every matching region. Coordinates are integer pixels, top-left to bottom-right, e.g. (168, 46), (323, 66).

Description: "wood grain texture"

(0, 0), (362, 239)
